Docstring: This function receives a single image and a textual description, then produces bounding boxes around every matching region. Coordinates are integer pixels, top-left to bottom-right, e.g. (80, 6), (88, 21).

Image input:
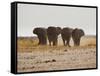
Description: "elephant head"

(61, 27), (73, 47)
(72, 28), (85, 46)
(33, 28), (41, 35)
(33, 27), (47, 45)
(79, 29), (85, 37)
(47, 26), (61, 46)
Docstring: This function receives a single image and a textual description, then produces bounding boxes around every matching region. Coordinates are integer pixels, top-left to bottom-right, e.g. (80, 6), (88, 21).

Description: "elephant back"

(61, 27), (73, 36)
(72, 28), (85, 38)
(47, 26), (58, 36)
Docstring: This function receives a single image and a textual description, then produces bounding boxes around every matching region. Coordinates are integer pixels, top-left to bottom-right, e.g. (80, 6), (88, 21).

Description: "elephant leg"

(40, 36), (44, 45)
(77, 38), (80, 46)
(53, 41), (55, 46)
(75, 38), (79, 46)
(42, 36), (47, 45)
(67, 38), (71, 47)
(55, 39), (57, 46)
(73, 37), (77, 46)
(38, 40), (42, 45)
(62, 39), (66, 46)
(44, 39), (47, 45)
(53, 37), (57, 46)
(53, 40), (57, 46)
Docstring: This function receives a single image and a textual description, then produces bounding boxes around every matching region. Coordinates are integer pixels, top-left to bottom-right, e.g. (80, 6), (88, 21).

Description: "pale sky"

(18, 3), (96, 37)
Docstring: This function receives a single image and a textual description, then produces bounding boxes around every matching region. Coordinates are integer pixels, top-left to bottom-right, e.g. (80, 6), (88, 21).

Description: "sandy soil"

(17, 36), (96, 73)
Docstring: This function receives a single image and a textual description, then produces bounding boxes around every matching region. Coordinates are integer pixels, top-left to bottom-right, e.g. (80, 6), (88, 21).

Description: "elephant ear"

(79, 29), (85, 37)
(69, 28), (73, 33)
(56, 27), (61, 35)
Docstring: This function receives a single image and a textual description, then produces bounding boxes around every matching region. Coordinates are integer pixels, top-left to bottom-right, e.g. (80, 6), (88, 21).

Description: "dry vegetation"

(17, 36), (96, 72)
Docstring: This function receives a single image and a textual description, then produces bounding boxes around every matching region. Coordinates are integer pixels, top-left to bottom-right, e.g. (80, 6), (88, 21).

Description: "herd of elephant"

(33, 26), (85, 47)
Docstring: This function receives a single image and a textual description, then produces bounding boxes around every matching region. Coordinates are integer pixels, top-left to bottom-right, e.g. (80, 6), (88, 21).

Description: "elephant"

(47, 26), (61, 46)
(72, 28), (85, 46)
(33, 27), (47, 45)
(61, 27), (73, 47)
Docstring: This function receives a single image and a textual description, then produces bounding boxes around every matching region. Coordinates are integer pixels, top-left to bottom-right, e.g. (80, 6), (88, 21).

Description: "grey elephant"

(33, 27), (47, 45)
(72, 28), (85, 46)
(61, 27), (73, 47)
(47, 26), (61, 46)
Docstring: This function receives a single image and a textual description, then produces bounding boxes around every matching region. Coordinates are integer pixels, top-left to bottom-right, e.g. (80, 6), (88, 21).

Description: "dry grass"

(17, 36), (96, 52)
(17, 36), (96, 72)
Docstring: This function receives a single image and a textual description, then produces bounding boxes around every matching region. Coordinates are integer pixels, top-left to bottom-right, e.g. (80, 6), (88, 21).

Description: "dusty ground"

(17, 36), (96, 73)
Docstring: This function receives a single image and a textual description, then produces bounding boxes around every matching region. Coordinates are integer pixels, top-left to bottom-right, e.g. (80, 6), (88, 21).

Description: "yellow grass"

(17, 36), (96, 52)
(17, 36), (96, 72)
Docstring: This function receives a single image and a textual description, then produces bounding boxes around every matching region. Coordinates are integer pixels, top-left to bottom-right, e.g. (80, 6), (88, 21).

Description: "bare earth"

(17, 36), (96, 73)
